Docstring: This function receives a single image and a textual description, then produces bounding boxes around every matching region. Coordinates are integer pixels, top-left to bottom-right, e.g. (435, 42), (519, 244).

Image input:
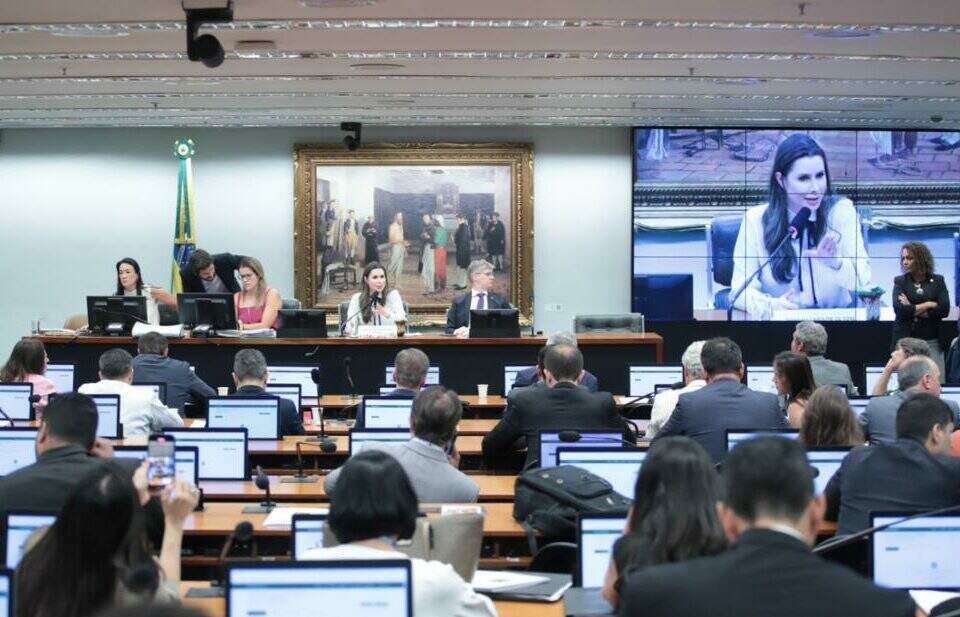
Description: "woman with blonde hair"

(799, 385), (863, 447)
(233, 256), (281, 330)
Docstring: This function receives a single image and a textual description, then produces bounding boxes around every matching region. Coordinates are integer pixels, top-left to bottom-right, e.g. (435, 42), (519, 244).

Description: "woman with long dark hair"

(342, 262), (406, 336)
(115, 258), (176, 325)
(773, 350), (816, 428)
(602, 436), (727, 609)
(892, 240), (950, 379)
(0, 338), (57, 417)
(729, 133), (871, 319)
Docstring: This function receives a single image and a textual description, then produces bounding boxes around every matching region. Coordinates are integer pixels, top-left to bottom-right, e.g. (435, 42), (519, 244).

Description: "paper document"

(132, 323), (185, 338)
(471, 570), (549, 593)
(262, 506), (329, 528)
(216, 328), (276, 338)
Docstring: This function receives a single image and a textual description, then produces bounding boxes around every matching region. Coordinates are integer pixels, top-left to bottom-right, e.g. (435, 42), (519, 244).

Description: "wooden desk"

(316, 394), (508, 410)
(315, 418), (499, 436)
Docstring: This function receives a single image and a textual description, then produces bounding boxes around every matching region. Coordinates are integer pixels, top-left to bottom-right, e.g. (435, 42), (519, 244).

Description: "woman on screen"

(0, 338), (57, 418)
(342, 262), (406, 337)
(233, 256), (281, 330)
(115, 258), (176, 326)
(730, 134), (871, 319)
(773, 351), (815, 428)
(892, 240), (950, 377)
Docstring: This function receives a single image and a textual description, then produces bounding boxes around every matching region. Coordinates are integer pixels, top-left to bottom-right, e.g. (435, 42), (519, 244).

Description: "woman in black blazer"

(892, 240), (951, 379)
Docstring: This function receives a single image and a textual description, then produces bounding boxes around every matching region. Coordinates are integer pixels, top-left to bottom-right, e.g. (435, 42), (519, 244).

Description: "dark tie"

(477, 293), (486, 310)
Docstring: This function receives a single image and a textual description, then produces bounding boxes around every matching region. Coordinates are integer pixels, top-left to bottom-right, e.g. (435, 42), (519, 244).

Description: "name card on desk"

(356, 325), (398, 338)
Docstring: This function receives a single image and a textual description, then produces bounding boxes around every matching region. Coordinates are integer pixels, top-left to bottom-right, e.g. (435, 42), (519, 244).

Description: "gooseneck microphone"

(344, 356), (358, 400)
(281, 440), (336, 484)
(813, 503), (960, 555)
(557, 430), (637, 448)
(241, 466), (276, 513)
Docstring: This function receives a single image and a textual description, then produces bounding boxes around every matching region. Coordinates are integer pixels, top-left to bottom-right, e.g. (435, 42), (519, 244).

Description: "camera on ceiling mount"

(183, 0), (234, 68)
(341, 122), (362, 151)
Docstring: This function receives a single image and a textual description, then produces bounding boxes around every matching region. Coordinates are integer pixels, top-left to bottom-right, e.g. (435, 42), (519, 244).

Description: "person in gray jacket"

(325, 386), (479, 503)
(131, 333), (215, 414)
(791, 321), (856, 395)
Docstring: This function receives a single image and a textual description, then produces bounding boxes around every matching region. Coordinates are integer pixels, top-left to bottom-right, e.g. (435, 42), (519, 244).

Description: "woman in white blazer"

(343, 261), (406, 336)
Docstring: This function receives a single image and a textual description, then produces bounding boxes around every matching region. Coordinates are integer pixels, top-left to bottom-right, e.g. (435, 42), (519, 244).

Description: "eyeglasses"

(239, 273), (256, 280)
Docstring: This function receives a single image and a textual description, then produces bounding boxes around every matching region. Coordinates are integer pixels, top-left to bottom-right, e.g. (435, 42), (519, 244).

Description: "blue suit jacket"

(233, 385), (304, 437)
(511, 366), (599, 392)
(445, 291), (511, 333)
(132, 353), (216, 413)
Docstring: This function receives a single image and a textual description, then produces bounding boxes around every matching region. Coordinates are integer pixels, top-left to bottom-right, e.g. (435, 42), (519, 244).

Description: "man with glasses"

(446, 259), (511, 338)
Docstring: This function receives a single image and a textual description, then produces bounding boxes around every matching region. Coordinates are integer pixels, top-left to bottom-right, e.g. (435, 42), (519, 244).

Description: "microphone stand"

(242, 466), (277, 513)
(0, 406), (14, 426)
(344, 356), (359, 401)
(338, 297), (376, 337)
(280, 441), (333, 483)
(813, 503), (960, 555)
(726, 229), (797, 321)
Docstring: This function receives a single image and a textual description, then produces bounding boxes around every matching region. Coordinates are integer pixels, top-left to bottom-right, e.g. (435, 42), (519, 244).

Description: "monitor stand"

(192, 323), (214, 337)
(106, 322), (125, 336)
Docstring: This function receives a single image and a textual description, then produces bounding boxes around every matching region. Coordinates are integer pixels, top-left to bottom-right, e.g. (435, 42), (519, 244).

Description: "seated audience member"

(871, 337), (931, 396)
(654, 337), (786, 463)
(860, 355), (959, 445)
(510, 331), (599, 392)
(302, 450), (496, 617)
(179, 248), (244, 294)
(115, 257), (176, 326)
(482, 344), (632, 469)
(132, 332), (215, 414)
(602, 436), (726, 610)
(327, 387), (478, 503)
(16, 462), (198, 617)
(618, 437), (918, 617)
(446, 259), (511, 337)
(79, 349), (184, 435)
(389, 348), (430, 398)
(230, 349), (303, 437)
(648, 341), (706, 438)
(799, 386), (863, 447)
(827, 393), (960, 536)
(790, 321), (856, 394)
(774, 351), (816, 428)
(234, 256), (282, 330)
(0, 338), (58, 418)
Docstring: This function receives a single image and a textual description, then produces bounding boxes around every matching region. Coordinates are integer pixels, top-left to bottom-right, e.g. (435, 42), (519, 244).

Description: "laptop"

(627, 365), (683, 398)
(44, 363), (75, 393)
(847, 395), (871, 417)
(348, 429), (410, 456)
(113, 445), (200, 484)
(865, 365), (898, 394)
(88, 394), (122, 439)
(806, 447), (851, 495)
(267, 365), (319, 405)
(361, 398), (414, 430)
(226, 560), (413, 617)
(724, 429), (800, 452)
(0, 428), (38, 476)
(264, 383), (302, 410)
(162, 428), (249, 480)
(2, 511), (56, 568)
(556, 447), (648, 498)
(577, 513), (629, 588)
(0, 384), (33, 421)
(292, 513), (330, 560)
(940, 385), (960, 407)
(503, 364), (535, 394)
(746, 365), (777, 394)
(131, 382), (167, 404)
(385, 365), (440, 386)
(0, 569), (10, 617)
(206, 396), (281, 440)
(871, 512), (960, 590)
(537, 430), (623, 469)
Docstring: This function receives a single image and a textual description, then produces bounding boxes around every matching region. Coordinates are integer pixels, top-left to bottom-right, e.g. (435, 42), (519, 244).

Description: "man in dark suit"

(510, 331), (598, 392)
(618, 437), (918, 617)
(482, 344), (631, 469)
(653, 337), (786, 463)
(791, 320), (856, 394)
(446, 259), (511, 336)
(356, 348), (429, 428)
(132, 332), (216, 413)
(827, 393), (960, 536)
(180, 249), (244, 294)
(230, 349), (304, 437)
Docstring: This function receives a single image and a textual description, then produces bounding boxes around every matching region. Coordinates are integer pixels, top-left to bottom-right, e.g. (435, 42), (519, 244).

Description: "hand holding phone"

(147, 434), (176, 495)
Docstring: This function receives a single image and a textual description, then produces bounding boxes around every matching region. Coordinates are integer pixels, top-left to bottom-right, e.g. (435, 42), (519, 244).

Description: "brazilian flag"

(171, 138), (197, 293)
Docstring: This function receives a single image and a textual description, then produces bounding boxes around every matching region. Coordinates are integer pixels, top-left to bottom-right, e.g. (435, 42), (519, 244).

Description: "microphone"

(219, 521), (255, 562)
(344, 356), (358, 400)
(371, 291), (382, 307)
(242, 466), (276, 513)
(726, 206), (811, 321)
(338, 296), (377, 336)
(557, 430), (637, 448)
(281, 440), (336, 483)
(813, 503), (960, 555)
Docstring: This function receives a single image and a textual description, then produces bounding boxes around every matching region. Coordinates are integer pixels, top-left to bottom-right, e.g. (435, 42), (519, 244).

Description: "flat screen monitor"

(865, 365), (898, 394)
(362, 398), (414, 430)
(89, 394), (122, 439)
(653, 384), (675, 394)
(807, 447), (851, 495)
(848, 396), (871, 417)
(276, 309), (328, 338)
(207, 396), (280, 440)
(162, 428), (248, 480)
(746, 365), (777, 394)
(0, 384), (33, 421)
(939, 385), (960, 407)
(131, 382), (166, 405)
(265, 384), (302, 410)
(226, 560), (413, 617)
(538, 431), (623, 469)
(267, 366), (319, 405)
(292, 513), (330, 560)
(44, 363), (74, 393)
(86, 295), (147, 335)
(556, 447), (648, 498)
(633, 274), (693, 321)
(577, 514), (629, 588)
(176, 293), (238, 331)
(628, 365), (683, 397)
(0, 429), (37, 476)
(348, 429), (409, 457)
(872, 513), (960, 590)
(503, 365), (535, 394)
(113, 445), (200, 484)
(0, 570), (10, 617)
(469, 308), (520, 338)
(725, 429), (799, 452)
(2, 512), (56, 568)
(384, 365), (440, 386)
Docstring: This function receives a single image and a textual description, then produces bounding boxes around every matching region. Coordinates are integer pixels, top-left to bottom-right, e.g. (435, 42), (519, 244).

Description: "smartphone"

(147, 434), (176, 494)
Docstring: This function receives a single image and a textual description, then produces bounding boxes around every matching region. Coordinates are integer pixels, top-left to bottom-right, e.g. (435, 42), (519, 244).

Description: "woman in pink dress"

(233, 256), (282, 330)
(0, 338), (58, 418)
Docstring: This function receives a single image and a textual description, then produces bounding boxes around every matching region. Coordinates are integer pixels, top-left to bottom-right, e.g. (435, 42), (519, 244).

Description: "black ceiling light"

(341, 122), (362, 151)
(184, 1), (233, 68)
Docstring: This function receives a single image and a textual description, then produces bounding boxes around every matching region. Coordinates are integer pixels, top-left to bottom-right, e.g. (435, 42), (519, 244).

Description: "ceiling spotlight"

(341, 122), (361, 151)
(184, 1), (233, 68)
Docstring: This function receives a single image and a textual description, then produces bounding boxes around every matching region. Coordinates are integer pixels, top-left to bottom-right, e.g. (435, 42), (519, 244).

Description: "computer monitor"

(162, 428), (249, 480)
(348, 429), (410, 456)
(89, 394), (122, 439)
(628, 365), (683, 397)
(724, 429), (800, 452)
(538, 430), (623, 469)
(264, 384), (302, 410)
(556, 447), (648, 498)
(652, 384), (675, 394)
(292, 513), (329, 560)
(2, 511), (56, 568)
(939, 385), (960, 407)
(746, 365), (777, 394)
(131, 382), (167, 405)
(807, 447), (851, 496)
(0, 568), (11, 617)
(871, 513), (960, 590)
(176, 292), (238, 334)
(362, 398), (414, 430)
(44, 363), (75, 393)
(86, 295), (148, 335)
(847, 396), (871, 417)
(226, 560), (413, 617)
(384, 365), (440, 386)
(503, 364), (535, 394)
(469, 308), (520, 338)
(113, 445), (200, 484)
(0, 429), (37, 476)
(207, 396), (280, 440)
(276, 309), (328, 338)
(267, 365), (319, 405)
(577, 513), (629, 588)
(865, 364), (898, 394)
(0, 384), (33, 421)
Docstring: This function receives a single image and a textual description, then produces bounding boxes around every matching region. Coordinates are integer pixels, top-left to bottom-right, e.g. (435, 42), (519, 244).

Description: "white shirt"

(78, 379), (184, 436)
(647, 379), (706, 438)
(300, 544), (497, 617)
(343, 289), (406, 336)
(122, 288), (159, 325)
(469, 289), (490, 311)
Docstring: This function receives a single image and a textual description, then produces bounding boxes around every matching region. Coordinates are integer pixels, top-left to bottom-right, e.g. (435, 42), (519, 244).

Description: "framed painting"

(293, 142), (534, 322)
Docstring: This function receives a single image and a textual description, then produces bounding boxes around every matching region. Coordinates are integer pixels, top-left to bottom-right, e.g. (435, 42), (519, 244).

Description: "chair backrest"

(281, 298), (302, 310)
(706, 214), (743, 288)
(574, 314), (644, 333)
(528, 541), (578, 575)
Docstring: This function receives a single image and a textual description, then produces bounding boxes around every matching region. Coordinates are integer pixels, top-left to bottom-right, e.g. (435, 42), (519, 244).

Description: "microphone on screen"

(787, 206), (812, 240)
(371, 291), (382, 307)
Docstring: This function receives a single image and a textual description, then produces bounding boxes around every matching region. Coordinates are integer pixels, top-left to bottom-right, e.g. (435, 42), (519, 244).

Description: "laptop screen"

(3, 512), (56, 568)
(872, 514), (960, 590)
(807, 448), (851, 495)
(130, 383), (165, 403)
(264, 384), (302, 410)
(163, 428), (248, 480)
(363, 398), (414, 430)
(939, 385), (960, 407)
(746, 365), (776, 394)
(292, 514), (329, 560)
(207, 397), (280, 440)
(0, 384), (32, 420)
(385, 365), (440, 386)
(267, 366), (319, 404)
(628, 365), (683, 397)
(865, 365), (898, 394)
(89, 394), (121, 439)
(0, 570), (10, 617)
(227, 561), (413, 617)
(725, 429), (799, 452)
(578, 514), (628, 588)
(113, 445), (200, 484)
(556, 447), (647, 498)
(348, 430), (409, 456)
(0, 429), (38, 476)
(503, 365), (535, 394)
(538, 431), (622, 469)
(44, 363), (75, 393)
(847, 396), (870, 417)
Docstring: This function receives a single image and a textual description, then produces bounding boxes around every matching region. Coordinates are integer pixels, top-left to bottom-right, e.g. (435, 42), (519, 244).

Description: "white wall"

(0, 126), (633, 353)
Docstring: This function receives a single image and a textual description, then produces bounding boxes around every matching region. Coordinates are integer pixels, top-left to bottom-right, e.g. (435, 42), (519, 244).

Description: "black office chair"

(705, 214), (742, 310)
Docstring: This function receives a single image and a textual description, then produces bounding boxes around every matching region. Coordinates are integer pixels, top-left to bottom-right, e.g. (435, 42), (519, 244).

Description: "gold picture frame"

(293, 142), (534, 322)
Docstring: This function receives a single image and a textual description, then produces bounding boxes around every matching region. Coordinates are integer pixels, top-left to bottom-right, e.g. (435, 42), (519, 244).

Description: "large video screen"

(631, 128), (960, 321)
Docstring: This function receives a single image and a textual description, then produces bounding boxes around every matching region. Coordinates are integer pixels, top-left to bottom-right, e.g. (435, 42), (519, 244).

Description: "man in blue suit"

(510, 331), (598, 393)
(230, 349), (304, 437)
(446, 259), (511, 336)
(653, 337), (786, 463)
(355, 348), (430, 428)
